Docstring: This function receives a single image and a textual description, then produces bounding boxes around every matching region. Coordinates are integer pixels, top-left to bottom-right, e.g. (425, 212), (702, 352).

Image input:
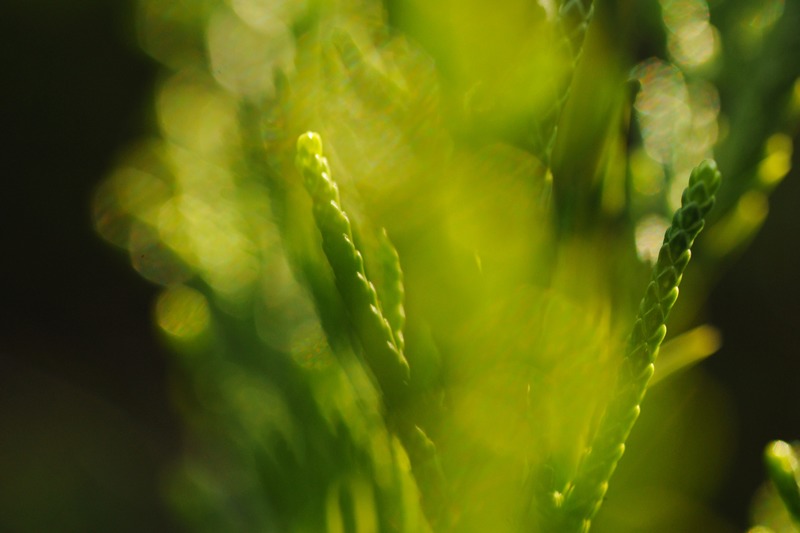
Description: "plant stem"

(764, 440), (800, 526)
(544, 160), (721, 532)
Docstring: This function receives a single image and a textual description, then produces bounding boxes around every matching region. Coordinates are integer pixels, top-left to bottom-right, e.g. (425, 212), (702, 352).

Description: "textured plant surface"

(94, 0), (800, 531)
(541, 160), (721, 532)
(754, 441), (800, 532)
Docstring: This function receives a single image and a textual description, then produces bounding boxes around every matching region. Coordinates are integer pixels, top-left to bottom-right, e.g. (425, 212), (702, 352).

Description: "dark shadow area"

(1, 1), (180, 531)
(707, 144), (800, 527)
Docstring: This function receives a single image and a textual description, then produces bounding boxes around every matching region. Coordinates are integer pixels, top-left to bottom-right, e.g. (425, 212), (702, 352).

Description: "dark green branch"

(546, 160), (721, 532)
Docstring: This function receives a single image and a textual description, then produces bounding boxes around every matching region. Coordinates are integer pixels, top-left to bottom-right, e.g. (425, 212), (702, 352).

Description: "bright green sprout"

(295, 132), (411, 402)
(764, 440), (800, 526)
(545, 160), (722, 532)
(295, 131), (450, 528)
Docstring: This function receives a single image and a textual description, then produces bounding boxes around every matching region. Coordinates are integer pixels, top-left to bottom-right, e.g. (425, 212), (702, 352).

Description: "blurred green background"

(1, 0), (799, 531)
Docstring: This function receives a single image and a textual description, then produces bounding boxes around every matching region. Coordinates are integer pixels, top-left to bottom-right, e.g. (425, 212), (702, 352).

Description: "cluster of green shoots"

(96, 0), (800, 531)
(295, 130), (721, 531)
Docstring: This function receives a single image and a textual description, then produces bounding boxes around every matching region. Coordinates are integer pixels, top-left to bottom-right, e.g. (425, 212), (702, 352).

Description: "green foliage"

(95, 0), (799, 531)
(542, 160), (721, 532)
(295, 131), (410, 401)
(764, 441), (800, 527)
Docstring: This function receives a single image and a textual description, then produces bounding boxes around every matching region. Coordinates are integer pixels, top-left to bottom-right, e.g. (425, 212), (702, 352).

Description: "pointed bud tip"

(689, 159), (722, 194)
(297, 131), (323, 159)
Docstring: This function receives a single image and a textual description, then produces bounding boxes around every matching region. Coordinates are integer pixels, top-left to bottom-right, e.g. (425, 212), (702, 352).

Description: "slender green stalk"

(557, 0), (594, 54)
(376, 228), (407, 353)
(547, 160), (722, 532)
(296, 132), (451, 527)
(764, 440), (800, 526)
(532, 0), (595, 165)
(295, 132), (410, 403)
